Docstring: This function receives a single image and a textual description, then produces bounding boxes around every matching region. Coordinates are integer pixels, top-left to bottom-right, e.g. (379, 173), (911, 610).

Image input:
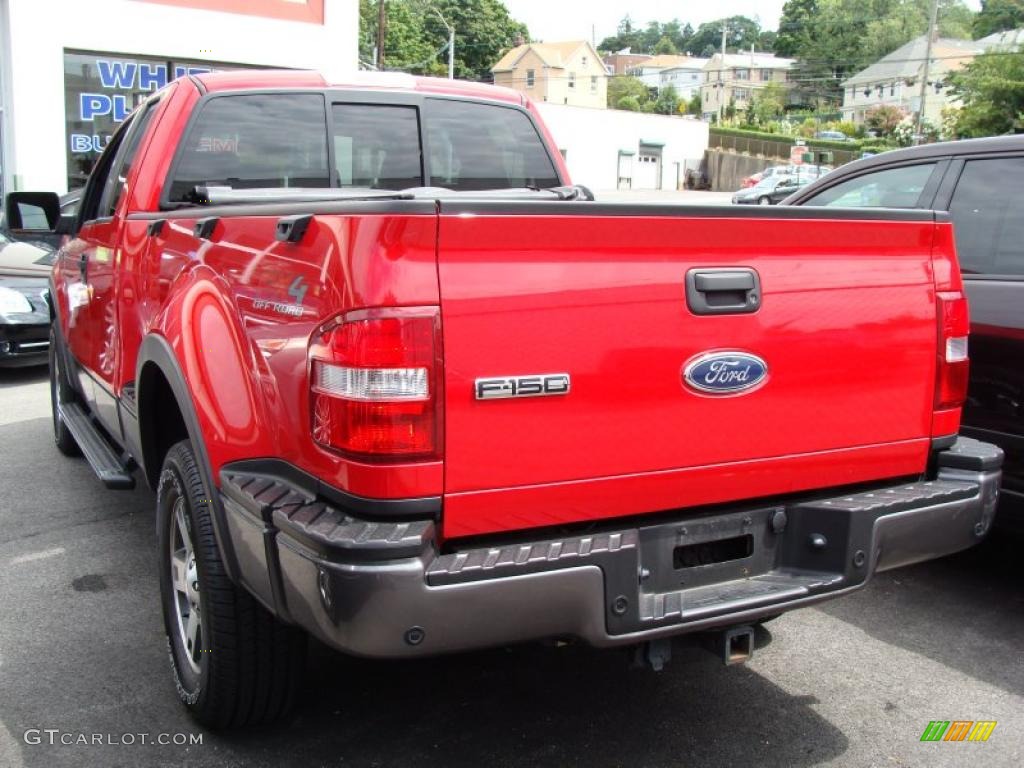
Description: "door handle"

(686, 268), (761, 315)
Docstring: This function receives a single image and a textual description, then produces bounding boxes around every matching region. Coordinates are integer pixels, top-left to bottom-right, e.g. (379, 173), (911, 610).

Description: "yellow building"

(700, 52), (795, 121)
(491, 40), (607, 108)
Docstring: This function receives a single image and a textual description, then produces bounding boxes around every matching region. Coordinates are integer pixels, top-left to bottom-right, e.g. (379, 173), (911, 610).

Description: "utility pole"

(915, 0), (939, 141)
(717, 22), (727, 123)
(433, 8), (455, 79)
(376, 0), (387, 71)
(448, 26), (454, 79)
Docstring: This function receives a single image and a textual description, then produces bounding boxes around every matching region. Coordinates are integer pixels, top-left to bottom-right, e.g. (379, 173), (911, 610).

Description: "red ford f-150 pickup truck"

(10, 70), (1003, 728)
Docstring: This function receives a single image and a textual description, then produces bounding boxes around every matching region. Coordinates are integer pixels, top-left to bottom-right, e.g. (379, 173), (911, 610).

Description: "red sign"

(138, 0), (324, 24)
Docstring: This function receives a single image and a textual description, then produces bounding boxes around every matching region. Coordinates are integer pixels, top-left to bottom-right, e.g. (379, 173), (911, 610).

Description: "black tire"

(49, 325), (80, 456)
(157, 440), (305, 728)
(758, 196), (771, 206)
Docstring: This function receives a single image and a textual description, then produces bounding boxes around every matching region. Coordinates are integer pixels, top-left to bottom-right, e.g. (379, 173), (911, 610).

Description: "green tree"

(641, 21), (664, 52)
(663, 20), (695, 53)
(687, 92), (703, 115)
(973, 0), (1024, 38)
(725, 97), (738, 120)
(360, 0), (529, 80)
(751, 81), (788, 124)
(655, 36), (678, 55)
(616, 95), (643, 111)
(608, 75), (653, 110)
(653, 85), (682, 114)
(599, 18), (694, 55)
(687, 16), (764, 56)
(360, 0), (436, 71)
(598, 15), (644, 52)
(948, 46), (1024, 135)
(775, 0), (819, 58)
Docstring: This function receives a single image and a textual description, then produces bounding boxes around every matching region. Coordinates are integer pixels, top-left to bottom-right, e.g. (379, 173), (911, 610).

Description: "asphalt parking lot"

(0, 366), (1021, 768)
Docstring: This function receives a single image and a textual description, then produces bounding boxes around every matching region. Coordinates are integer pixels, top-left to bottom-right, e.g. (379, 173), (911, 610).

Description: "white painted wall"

(1, 0), (359, 193)
(537, 102), (709, 192)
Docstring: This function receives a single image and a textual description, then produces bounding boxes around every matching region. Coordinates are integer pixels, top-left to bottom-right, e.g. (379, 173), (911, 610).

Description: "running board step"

(59, 402), (135, 489)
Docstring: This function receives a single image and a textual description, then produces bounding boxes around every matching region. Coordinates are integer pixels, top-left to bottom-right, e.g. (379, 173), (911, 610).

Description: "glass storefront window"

(63, 51), (246, 191)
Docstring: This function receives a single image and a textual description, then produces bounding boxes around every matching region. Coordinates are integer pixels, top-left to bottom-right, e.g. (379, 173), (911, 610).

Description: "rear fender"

(138, 267), (267, 582)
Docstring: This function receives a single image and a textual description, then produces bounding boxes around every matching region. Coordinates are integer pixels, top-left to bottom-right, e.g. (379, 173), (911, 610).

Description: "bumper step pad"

(220, 471), (433, 562)
(790, 480), (978, 516)
(428, 531), (638, 584)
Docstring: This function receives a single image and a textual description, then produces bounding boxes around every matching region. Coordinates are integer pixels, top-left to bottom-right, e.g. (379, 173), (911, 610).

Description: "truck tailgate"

(437, 204), (940, 538)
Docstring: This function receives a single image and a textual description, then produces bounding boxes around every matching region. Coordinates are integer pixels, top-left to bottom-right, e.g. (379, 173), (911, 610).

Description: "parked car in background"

(814, 130), (852, 142)
(784, 135), (1024, 532)
(740, 164), (790, 188)
(0, 232), (52, 367)
(741, 163), (831, 190)
(732, 174), (812, 205)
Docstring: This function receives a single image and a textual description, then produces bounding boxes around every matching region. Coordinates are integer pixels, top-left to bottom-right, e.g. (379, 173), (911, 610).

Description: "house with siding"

(700, 52), (795, 121)
(840, 29), (1024, 127)
(840, 35), (983, 126)
(491, 40), (607, 108)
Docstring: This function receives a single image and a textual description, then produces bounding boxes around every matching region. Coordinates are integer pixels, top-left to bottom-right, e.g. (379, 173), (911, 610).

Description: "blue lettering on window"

(80, 93), (112, 121)
(97, 60), (138, 89)
(70, 134), (93, 153)
(112, 94), (131, 121)
(69, 134), (111, 154)
(138, 63), (167, 91)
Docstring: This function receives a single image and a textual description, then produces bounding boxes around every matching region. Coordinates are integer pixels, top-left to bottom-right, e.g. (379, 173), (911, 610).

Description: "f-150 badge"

(683, 352), (767, 395)
(475, 374), (570, 400)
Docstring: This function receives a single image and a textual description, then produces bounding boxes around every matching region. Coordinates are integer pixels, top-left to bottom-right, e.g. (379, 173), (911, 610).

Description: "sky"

(501, 0), (983, 46)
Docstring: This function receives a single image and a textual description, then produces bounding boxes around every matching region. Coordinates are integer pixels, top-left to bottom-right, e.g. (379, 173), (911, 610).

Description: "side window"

(948, 158), (1024, 276)
(97, 100), (160, 218)
(168, 94), (329, 203)
(801, 163), (937, 208)
(330, 104), (422, 190)
(78, 119), (132, 224)
(424, 100), (560, 191)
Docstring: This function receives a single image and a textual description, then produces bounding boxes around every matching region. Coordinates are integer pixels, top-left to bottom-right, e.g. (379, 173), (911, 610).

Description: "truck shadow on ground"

(0, 366), (47, 388)
(219, 639), (848, 767)
(816, 531), (1024, 698)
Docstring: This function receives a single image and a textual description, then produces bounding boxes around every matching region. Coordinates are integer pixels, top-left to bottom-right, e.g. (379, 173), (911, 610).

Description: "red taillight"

(935, 291), (969, 410)
(310, 307), (442, 459)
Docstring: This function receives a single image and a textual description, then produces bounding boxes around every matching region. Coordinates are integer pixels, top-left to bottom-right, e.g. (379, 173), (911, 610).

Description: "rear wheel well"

(138, 362), (189, 490)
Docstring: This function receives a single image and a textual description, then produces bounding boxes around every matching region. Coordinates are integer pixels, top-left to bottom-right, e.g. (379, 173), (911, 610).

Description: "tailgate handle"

(686, 268), (760, 315)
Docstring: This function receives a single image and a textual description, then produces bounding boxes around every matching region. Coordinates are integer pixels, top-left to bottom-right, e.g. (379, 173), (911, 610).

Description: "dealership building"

(0, 0), (359, 198)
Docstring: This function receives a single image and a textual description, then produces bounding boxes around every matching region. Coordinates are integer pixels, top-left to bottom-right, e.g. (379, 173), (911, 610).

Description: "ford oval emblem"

(683, 351), (768, 395)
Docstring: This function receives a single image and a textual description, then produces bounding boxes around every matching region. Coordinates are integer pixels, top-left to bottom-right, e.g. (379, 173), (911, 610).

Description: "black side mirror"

(4, 191), (61, 232)
(55, 213), (77, 236)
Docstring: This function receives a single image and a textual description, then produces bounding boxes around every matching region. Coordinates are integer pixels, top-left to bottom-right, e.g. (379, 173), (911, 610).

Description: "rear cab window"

(799, 163), (938, 208)
(331, 104), (421, 189)
(165, 91), (560, 203)
(948, 158), (1024, 276)
(167, 94), (330, 203)
(424, 99), (560, 191)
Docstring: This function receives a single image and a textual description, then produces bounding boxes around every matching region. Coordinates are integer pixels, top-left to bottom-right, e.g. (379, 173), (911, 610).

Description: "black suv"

(785, 136), (1024, 532)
